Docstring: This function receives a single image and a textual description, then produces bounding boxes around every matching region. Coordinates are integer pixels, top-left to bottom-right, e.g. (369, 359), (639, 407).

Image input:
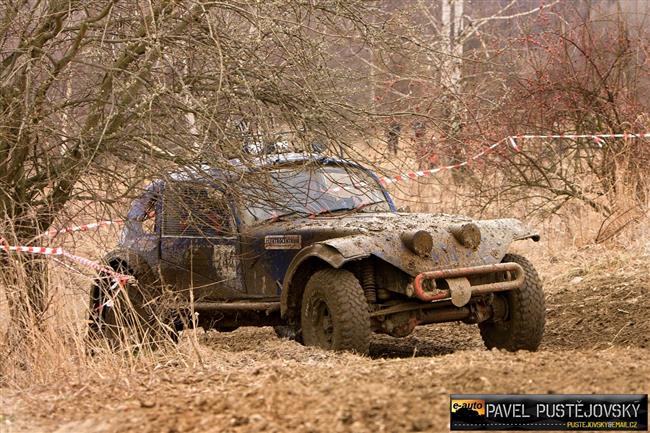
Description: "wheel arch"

(280, 243), (369, 321)
(89, 250), (147, 305)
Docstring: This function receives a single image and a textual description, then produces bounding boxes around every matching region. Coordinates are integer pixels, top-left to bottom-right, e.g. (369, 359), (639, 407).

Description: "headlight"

(400, 230), (433, 257)
(449, 223), (481, 249)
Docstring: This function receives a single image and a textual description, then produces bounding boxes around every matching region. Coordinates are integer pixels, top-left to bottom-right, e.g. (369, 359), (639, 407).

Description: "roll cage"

(126, 154), (397, 235)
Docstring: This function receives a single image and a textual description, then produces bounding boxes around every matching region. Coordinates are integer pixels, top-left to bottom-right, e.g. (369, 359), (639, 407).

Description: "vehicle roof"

(233, 152), (359, 168)
(169, 152), (368, 183)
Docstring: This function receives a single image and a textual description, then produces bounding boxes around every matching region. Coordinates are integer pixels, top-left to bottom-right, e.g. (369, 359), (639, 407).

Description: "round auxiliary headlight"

(400, 230), (433, 257)
(449, 223), (481, 250)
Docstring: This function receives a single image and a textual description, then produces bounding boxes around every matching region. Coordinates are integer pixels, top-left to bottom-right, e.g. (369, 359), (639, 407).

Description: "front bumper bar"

(412, 262), (525, 303)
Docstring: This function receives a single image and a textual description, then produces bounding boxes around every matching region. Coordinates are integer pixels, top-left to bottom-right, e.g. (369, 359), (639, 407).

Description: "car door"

(159, 180), (245, 301)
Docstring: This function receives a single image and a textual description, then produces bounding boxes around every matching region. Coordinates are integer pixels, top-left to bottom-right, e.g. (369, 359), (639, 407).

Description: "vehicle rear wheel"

(479, 253), (545, 351)
(300, 269), (370, 354)
(87, 262), (177, 352)
(273, 325), (302, 342)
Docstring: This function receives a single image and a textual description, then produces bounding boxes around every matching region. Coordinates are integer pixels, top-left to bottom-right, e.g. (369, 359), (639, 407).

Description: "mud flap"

(448, 277), (472, 307)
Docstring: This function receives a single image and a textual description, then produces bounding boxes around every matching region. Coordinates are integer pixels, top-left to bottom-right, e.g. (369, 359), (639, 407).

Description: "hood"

(245, 212), (539, 276)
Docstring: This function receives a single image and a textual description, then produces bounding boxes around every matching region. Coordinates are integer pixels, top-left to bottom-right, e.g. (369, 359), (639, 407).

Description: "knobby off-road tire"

(88, 262), (178, 352)
(479, 253), (545, 352)
(273, 325), (303, 343)
(301, 269), (370, 354)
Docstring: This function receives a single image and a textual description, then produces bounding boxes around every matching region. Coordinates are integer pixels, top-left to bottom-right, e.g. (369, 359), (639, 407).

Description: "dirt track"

(2, 246), (649, 433)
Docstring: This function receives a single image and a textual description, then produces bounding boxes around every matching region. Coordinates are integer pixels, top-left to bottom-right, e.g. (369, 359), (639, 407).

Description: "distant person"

(386, 122), (401, 155)
(412, 120), (426, 140)
(412, 120), (439, 169)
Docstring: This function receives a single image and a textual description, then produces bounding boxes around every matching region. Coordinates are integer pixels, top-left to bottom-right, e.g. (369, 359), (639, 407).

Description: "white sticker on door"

(264, 235), (302, 250)
(213, 244), (237, 281)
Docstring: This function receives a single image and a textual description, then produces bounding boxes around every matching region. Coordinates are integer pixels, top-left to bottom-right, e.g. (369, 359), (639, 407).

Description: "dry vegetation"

(2, 1), (650, 432)
(0, 185), (649, 433)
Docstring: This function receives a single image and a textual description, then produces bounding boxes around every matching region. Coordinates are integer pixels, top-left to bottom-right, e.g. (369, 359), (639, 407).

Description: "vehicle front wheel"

(300, 269), (370, 354)
(479, 253), (545, 351)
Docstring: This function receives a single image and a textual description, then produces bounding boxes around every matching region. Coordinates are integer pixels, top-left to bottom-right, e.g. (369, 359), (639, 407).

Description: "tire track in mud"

(4, 259), (649, 433)
(10, 327), (649, 433)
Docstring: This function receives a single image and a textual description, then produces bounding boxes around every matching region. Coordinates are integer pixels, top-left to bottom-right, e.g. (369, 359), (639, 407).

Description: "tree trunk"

(4, 258), (49, 327)
(440, 0), (466, 180)
(2, 214), (52, 345)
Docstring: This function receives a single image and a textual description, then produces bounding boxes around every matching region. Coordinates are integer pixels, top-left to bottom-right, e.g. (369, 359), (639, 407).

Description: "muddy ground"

(1, 245), (649, 433)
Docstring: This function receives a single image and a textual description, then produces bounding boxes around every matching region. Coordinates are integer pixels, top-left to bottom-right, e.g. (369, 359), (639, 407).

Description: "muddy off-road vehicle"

(89, 152), (545, 354)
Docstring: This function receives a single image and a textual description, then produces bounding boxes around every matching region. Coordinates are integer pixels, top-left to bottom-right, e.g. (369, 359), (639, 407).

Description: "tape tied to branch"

(34, 132), (650, 232)
(47, 219), (124, 238)
(2, 131), (645, 293)
(379, 132), (650, 186)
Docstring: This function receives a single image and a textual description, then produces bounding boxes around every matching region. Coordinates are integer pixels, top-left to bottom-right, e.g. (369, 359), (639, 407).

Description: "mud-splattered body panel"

(112, 155), (538, 304)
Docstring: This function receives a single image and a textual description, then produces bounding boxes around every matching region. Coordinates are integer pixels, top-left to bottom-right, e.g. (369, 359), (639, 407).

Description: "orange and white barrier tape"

(1, 245), (64, 255)
(47, 219), (124, 238)
(380, 141), (504, 185)
(0, 240), (131, 287)
(35, 132), (650, 229)
(379, 132), (650, 186)
(514, 133), (650, 140)
(62, 251), (131, 287)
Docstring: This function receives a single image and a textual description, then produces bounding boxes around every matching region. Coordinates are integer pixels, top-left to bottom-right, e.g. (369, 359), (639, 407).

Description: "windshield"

(239, 164), (391, 223)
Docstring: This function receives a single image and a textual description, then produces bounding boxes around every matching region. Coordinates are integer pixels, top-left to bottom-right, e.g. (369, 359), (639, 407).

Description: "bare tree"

(2, 0), (648, 338)
(461, 1), (650, 219)
(0, 0), (399, 332)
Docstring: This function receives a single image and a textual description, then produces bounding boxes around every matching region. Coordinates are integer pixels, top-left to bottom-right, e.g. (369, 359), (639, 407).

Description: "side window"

(127, 186), (161, 234)
(162, 182), (232, 238)
(141, 199), (157, 234)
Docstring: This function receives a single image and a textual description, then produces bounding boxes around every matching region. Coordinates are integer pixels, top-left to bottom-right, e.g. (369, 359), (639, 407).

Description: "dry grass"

(1, 238), (649, 432)
(0, 160), (649, 432)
